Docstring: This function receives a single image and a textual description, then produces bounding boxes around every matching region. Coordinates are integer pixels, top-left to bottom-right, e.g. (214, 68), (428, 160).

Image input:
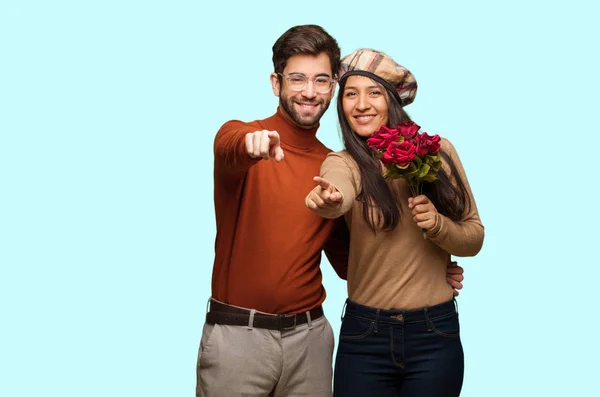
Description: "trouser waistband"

(206, 298), (324, 331)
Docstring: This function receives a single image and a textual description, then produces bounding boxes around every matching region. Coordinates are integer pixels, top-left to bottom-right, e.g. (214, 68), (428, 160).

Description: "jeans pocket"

(426, 311), (460, 338)
(339, 314), (374, 340)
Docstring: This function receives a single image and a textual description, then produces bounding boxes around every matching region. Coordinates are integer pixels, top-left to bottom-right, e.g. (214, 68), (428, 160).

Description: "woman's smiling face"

(342, 75), (389, 138)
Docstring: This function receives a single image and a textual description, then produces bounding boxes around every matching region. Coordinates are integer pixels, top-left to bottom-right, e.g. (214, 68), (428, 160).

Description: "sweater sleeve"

(305, 152), (358, 219)
(214, 120), (260, 174)
(426, 139), (484, 257)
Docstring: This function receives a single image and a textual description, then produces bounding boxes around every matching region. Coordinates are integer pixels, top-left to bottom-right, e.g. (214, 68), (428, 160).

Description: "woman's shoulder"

(438, 136), (461, 159)
(326, 149), (352, 161)
(325, 150), (359, 167)
(439, 136), (455, 150)
(322, 150), (360, 176)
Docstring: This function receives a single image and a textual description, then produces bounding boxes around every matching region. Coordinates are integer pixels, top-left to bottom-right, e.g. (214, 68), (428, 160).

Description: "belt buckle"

(281, 313), (297, 330)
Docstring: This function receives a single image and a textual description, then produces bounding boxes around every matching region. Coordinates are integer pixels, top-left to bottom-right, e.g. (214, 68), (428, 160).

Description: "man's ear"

(270, 73), (280, 97)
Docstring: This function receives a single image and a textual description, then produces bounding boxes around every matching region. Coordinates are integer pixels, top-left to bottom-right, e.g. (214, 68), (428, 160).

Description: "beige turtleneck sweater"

(306, 138), (484, 309)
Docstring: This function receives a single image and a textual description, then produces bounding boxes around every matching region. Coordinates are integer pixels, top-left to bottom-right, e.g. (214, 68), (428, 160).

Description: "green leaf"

(426, 153), (440, 162)
(420, 173), (438, 182)
(418, 163), (431, 178)
(425, 153), (442, 171)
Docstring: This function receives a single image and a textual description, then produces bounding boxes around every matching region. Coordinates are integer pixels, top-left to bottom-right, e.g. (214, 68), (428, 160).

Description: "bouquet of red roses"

(366, 121), (442, 198)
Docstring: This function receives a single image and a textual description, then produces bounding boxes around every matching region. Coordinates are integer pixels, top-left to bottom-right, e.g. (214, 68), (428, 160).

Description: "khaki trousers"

(196, 309), (334, 397)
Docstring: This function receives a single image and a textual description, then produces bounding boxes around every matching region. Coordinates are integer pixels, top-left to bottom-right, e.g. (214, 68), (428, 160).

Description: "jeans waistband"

(343, 298), (457, 324)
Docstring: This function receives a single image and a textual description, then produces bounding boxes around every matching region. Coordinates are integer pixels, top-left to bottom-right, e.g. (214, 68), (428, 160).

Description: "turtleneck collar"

(261, 106), (320, 150)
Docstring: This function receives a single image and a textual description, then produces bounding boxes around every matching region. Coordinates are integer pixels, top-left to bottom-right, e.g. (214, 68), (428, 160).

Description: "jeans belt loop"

(424, 306), (432, 331)
(374, 309), (380, 334)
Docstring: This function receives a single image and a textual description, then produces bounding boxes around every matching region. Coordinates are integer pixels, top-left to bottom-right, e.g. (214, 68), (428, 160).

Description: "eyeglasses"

(277, 73), (336, 94)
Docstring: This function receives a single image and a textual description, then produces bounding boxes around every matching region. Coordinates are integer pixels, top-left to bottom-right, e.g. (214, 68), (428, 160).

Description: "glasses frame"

(276, 73), (336, 94)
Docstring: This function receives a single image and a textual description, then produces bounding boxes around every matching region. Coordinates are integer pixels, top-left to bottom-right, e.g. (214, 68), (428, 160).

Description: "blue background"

(1, 0), (598, 395)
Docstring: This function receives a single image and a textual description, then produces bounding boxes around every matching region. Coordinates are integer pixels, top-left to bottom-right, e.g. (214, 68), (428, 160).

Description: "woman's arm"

(305, 152), (358, 219)
(426, 139), (485, 256)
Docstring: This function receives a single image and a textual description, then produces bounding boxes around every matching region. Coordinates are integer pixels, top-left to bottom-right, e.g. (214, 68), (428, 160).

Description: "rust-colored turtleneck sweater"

(211, 107), (349, 314)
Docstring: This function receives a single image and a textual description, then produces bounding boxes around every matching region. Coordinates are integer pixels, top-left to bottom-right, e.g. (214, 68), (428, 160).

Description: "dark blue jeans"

(333, 299), (464, 397)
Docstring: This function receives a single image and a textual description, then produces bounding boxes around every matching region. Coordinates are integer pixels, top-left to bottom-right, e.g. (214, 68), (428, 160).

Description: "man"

(197, 25), (464, 397)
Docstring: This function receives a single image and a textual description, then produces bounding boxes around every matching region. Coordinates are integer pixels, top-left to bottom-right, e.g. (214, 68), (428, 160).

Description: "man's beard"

(279, 95), (331, 128)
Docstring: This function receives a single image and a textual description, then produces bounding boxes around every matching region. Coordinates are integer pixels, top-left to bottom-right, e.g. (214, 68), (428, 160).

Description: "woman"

(305, 49), (484, 396)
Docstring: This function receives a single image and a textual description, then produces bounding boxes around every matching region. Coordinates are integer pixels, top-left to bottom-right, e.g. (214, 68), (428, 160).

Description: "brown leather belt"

(206, 300), (324, 331)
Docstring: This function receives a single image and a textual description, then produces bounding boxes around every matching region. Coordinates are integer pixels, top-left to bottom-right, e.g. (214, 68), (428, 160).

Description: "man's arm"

(214, 120), (284, 174)
(322, 218), (350, 280)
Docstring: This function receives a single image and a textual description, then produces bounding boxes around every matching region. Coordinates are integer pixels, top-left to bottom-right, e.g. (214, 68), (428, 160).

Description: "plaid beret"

(338, 48), (417, 107)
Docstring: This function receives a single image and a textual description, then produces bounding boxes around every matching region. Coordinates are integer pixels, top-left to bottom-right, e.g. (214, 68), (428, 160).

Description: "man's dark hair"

(272, 24), (341, 77)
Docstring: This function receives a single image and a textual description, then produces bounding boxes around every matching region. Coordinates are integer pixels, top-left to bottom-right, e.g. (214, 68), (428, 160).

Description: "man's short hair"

(272, 24), (341, 77)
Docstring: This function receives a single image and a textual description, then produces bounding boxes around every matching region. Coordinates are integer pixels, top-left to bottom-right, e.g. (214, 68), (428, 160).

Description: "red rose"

(397, 121), (421, 141)
(367, 125), (399, 150)
(381, 141), (416, 167)
(416, 132), (441, 156)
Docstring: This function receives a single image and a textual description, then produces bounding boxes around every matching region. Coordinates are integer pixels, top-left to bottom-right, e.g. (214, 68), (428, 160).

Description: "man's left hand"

(446, 262), (464, 296)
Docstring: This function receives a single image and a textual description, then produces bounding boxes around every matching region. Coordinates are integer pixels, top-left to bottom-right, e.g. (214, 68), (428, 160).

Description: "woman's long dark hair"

(337, 77), (471, 232)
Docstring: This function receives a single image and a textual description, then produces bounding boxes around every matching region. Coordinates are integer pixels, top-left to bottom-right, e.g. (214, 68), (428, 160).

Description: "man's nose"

(301, 80), (317, 99)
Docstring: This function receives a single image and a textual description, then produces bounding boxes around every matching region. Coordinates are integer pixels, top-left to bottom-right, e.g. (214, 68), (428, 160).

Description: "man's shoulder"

(219, 109), (280, 129)
(219, 117), (264, 133)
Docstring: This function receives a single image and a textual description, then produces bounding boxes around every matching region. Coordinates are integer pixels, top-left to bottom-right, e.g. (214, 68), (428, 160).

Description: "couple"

(197, 24), (484, 397)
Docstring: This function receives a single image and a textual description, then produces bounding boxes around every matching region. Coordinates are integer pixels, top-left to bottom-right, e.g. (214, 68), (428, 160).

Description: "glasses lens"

(287, 74), (307, 90)
(314, 77), (332, 93)
(284, 74), (332, 93)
